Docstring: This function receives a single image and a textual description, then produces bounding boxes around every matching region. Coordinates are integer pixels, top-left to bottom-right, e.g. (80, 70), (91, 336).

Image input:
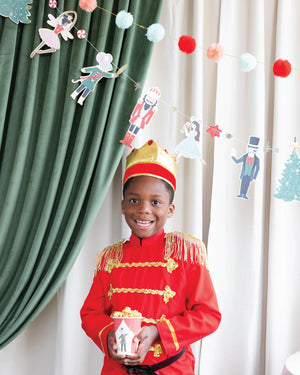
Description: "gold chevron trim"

(104, 257), (178, 273)
(108, 284), (176, 303)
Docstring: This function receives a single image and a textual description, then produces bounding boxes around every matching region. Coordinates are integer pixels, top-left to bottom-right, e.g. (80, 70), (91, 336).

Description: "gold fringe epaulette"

(94, 239), (125, 275)
(164, 232), (208, 268)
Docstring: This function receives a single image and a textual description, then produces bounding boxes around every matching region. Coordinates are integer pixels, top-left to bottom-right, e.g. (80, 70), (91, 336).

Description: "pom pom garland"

(146, 23), (165, 42)
(178, 35), (196, 54)
(79, 0), (97, 12)
(273, 59), (292, 77)
(115, 10), (133, 29)
(239, 53), (257, 72)
(206, 43), (224, 62)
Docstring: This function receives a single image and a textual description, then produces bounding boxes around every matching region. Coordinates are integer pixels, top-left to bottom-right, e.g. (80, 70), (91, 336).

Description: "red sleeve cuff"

(156, 319), (180, 355)
(98, 320), (114, 355)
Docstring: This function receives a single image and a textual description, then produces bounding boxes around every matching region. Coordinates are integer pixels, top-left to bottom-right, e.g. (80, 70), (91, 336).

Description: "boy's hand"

(107, 329), (128, 364)
(123, 325), (159, 366)
(107, 325), (160, 366)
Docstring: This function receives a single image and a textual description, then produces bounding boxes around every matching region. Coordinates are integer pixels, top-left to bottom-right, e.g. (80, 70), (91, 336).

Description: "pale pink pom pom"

(206, 43), (224, 62)
(79, 0), (97, 12)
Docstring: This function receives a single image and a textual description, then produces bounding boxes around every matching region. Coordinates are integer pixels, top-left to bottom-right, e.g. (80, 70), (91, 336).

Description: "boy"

(80, 140), (221, 374)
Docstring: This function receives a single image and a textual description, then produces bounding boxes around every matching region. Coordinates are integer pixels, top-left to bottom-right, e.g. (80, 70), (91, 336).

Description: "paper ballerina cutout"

(120, 87), (161, 148)
(232, 136), (260, 199)
(175, 117), (206, 164)
(70, 52), (126, 105)
(30, 11), (77, 58)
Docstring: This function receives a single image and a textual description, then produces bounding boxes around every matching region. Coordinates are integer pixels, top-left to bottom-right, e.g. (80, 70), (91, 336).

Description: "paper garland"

(70, 52), (126, 105)
(0, 0), (32, 24)
(120, 87), (161, 148)
(30, 11), (77, 58)
(232, 137), (260, 199)
(274, 142), (300, 202)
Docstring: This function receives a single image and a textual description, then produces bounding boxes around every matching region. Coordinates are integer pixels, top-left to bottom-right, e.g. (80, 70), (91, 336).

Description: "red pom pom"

(178, 35), (196, 54)
(273, 59), (292, 77)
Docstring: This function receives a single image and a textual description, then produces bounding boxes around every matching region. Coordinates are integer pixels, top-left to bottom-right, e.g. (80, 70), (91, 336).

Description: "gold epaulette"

(164, 232), (208, 268)
(94, 239), (125, 275)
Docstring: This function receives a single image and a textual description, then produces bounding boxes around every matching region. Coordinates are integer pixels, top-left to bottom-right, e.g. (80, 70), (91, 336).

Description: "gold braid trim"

(94, 240), (125, 275)
(164, 231), (208, 268)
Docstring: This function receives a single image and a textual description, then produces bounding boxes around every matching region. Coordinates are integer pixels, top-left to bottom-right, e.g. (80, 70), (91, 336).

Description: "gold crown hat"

(123, 140), (177, 190)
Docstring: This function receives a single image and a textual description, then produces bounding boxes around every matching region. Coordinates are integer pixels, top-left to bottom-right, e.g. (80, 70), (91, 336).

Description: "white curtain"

(1, 1), (300, 374)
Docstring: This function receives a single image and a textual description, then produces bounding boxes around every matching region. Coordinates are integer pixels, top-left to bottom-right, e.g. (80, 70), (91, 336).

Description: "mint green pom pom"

(239, 53), (257, 72)
(146, 23), (165, 42)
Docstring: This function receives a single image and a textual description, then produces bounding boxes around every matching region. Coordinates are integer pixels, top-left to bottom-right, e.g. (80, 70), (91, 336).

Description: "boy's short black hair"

(123, 177), (175, 204)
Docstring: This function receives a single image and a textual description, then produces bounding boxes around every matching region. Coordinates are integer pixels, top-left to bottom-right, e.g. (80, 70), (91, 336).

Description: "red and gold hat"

(123, 140), (177, 190)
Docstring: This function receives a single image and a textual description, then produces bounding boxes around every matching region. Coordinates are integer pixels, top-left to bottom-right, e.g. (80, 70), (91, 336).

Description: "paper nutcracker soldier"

(71, 52), (123, 105)
(232, 136), (260, 199)
(120, 87), (161, 148)
(30, 11), (77, 58)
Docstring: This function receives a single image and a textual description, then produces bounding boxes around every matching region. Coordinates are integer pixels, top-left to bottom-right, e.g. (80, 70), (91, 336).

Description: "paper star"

(263, 141), (272, 152)
(134, 81), (142, 91)
(206, 125), (222, 138)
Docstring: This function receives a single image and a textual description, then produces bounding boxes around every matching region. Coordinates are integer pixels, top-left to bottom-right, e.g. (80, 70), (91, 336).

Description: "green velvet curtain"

(0, 0), (163, 348)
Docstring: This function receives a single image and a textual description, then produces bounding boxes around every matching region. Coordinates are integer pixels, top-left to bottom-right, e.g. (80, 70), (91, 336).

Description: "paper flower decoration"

(146, 23), (165, 42)
(239, 53), (257, 72)
(206, 43), (224, 62)
(273, 59), (292, 77)
(115, 10), (133, 29)
(79, 0), (97, 12)
(178, 35), (196, 54)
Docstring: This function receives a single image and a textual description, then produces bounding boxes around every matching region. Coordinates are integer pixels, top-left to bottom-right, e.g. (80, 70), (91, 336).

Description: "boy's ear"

(121, 200), (125, 215)
(167, 203), (175, 218)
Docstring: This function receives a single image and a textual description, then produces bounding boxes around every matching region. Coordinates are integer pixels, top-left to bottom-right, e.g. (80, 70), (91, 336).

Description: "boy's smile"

(122, 175), (175, 239)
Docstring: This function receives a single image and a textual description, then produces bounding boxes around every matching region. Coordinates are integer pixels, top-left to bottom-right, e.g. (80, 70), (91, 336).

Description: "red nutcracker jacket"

(80, 229), (221, 375)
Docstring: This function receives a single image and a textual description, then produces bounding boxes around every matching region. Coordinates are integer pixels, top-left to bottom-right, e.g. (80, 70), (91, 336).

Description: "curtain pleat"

(0, 0), (163, 348)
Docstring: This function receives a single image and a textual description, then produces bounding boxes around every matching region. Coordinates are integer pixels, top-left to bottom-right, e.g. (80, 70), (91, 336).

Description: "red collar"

(129, 229), (165, 247)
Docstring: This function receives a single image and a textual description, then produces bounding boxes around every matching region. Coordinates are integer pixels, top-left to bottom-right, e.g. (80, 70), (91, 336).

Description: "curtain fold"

(0, 0), (163, 348)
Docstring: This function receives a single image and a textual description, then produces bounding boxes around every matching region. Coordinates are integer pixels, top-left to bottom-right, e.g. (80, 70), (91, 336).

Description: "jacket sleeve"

(80, 272), (113, 355)
(156, 261), (221, 355)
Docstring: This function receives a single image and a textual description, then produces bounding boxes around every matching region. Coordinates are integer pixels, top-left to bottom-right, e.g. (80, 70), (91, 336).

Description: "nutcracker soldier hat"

(123, 140), (177, 191)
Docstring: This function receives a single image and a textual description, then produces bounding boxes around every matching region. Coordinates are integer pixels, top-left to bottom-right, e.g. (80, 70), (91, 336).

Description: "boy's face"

(122, 175), (175, 239)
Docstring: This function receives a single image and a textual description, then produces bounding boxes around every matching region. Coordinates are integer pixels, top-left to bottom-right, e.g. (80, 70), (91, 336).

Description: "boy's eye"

(129, 198), (138, 204)
(152, 200), (160, 205)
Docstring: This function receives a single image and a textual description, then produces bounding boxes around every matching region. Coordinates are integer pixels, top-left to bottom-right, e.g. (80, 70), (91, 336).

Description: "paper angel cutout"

(120, 87), (161, 148)
(30, 11), (77, 58)
(175, 118), (205, 164)
(70, 52), (126, 105)
(232, 136), (260, 199)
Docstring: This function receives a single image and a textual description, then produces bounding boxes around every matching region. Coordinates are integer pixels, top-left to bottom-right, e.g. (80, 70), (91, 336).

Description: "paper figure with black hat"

(232, 136), (260, 199)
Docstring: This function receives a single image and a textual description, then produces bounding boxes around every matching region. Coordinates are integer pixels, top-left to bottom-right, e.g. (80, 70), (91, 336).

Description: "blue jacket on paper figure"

(232, 136), (260, 199)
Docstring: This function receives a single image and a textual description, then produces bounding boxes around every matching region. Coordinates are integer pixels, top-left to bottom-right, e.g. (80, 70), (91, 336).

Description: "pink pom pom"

(79, 0), (97, 12)
(207, 43), (224, 62)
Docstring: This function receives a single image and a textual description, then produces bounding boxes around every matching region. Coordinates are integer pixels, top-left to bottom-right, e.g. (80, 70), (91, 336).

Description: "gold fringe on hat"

(94, 240), (125, 275)
(164, 232), (208, 268)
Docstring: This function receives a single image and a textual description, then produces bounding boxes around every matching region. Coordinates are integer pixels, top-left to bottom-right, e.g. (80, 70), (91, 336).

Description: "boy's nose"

(138, 202), (150, 213)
